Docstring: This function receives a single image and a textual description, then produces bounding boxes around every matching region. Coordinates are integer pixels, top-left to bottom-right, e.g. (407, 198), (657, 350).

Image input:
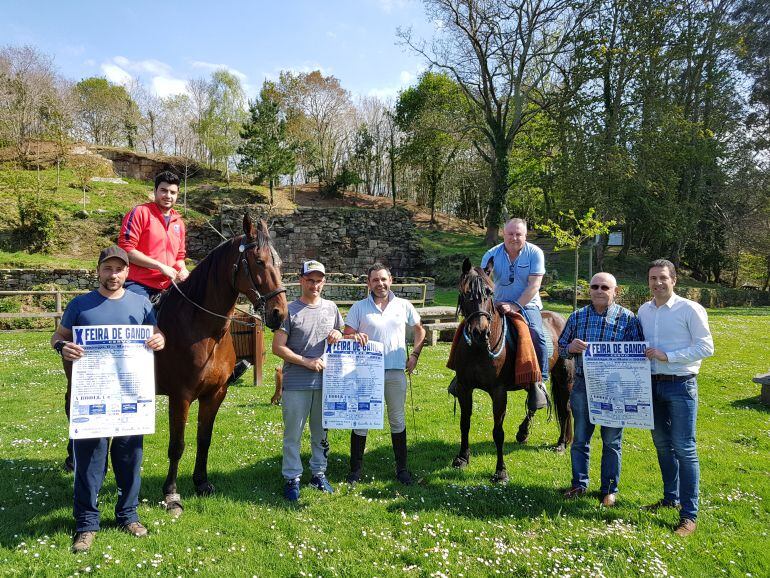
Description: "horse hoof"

(553, 443), (566, 454)
(516, 430), (529, 444)
(491, 471), (509, 484)
(195, 482), (215, 496)
(164, 493), (183, 518)
(452, 456), (469, 469)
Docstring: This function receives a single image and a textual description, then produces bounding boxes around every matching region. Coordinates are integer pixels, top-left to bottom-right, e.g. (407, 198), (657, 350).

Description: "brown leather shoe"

(121, 521), (148, 537)
(674, 518), (696, 537)
(71, 531), (96, 553)
(563, 486), (587, 499)
(641, 499), (681, 512)
(600, 493), (617, 507)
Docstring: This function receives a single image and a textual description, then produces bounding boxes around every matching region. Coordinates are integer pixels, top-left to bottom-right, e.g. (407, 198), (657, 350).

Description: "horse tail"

(551, 358), (573, 446)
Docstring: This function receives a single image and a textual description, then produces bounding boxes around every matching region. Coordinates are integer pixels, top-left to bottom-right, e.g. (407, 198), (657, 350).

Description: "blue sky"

(2, 0), (436, 100)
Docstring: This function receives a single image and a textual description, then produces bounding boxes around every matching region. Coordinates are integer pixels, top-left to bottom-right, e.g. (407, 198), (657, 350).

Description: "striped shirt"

(558, 303), (644, 379)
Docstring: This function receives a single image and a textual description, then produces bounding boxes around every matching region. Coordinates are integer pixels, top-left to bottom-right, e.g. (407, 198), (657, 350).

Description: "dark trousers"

(73, 435), (143, 532)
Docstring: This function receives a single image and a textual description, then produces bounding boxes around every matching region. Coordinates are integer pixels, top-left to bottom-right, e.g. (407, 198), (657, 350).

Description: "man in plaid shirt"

(558, 272), (644, 507)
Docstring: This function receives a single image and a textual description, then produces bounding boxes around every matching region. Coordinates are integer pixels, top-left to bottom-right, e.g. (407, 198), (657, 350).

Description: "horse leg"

(516, 409), (536, 444)
(193, 388), (228, 496)
(162, 395), (191, 517)
(550, 359), (573, 454)
(452, 386), (472, 468)
(491, 388), (509, 484)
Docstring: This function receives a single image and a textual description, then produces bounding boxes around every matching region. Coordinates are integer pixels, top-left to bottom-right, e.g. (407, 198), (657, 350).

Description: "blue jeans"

(570, 385), (623, 494)
(73, 435), (143, 531)
(651, 376), (700, 521)
(124, 281), (159, 300)
(521, 305), (549, 381)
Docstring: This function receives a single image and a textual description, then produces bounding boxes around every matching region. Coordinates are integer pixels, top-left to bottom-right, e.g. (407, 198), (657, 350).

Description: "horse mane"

(461, 266), (494, 301)
(174, 237), (236, 301)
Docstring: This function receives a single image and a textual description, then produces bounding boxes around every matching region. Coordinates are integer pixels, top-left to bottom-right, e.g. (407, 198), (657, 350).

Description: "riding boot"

(346, 432), (367, 484)
(527, 381), (549, 412)
(392, 429), (413, 485)
(447, 376), (459, 398)
(227, 359), (252, 385)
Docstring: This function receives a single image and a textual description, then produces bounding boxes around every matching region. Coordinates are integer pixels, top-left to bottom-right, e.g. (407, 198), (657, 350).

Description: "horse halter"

(233, 238), (287, 318)
(459, 272), (506, 358)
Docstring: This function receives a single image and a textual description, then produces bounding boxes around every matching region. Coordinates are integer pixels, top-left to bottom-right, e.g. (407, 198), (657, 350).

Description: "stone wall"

(0, 268), (97, 290)
(91, 147), (220, 181)
(211, 205), (427, 277)
(0, 269), (434, 304)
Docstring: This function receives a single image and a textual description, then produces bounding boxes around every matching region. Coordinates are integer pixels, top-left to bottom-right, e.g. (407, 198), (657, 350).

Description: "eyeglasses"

(590, 284), (613, 291)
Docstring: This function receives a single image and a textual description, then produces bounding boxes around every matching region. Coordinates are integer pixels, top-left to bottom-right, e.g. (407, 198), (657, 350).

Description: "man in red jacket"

(119, 171), (189, 300)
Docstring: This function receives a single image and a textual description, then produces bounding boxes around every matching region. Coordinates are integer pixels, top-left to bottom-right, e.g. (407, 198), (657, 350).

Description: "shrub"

(16, 194), (56, 252)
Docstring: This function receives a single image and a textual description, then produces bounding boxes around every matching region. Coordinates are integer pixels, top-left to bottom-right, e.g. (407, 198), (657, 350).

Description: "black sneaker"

(396, 469), (414, 485)
(284, 478), (300, 501)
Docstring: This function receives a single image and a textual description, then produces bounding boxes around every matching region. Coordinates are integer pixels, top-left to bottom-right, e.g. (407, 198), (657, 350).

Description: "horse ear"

(484, 256), (494, 276)
(243, 214), (257, 239)
(462, 257), (472, 274)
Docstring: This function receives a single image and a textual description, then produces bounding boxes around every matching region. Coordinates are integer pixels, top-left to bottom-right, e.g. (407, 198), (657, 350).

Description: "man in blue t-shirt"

(51, 246), (165, 554)
(480, 218), (549, 409)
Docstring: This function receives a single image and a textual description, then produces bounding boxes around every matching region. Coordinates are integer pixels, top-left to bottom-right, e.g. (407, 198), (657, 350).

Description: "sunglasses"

(590, 284), (613, 291)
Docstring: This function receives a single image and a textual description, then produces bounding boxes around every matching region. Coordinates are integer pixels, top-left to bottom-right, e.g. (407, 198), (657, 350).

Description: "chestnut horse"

(452, 258), (572, 483)
(154, 215), (287, 515)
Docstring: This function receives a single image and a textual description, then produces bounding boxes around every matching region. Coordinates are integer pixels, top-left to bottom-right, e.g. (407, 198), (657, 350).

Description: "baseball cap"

(301, 260), (326, 276)
(98, 246), (130, 266)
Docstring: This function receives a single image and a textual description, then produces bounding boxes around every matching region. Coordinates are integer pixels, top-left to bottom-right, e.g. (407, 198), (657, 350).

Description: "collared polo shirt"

(637, 293), (714, 376)
(345, 291), (421, 370)
(480, 241), (545, 308)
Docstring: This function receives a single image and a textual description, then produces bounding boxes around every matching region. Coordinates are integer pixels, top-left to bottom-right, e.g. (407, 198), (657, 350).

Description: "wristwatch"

(53, 340), (67, 356)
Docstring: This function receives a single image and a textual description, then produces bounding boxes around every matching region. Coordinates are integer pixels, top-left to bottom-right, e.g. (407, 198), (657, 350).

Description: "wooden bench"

(424, 321), (460, 346)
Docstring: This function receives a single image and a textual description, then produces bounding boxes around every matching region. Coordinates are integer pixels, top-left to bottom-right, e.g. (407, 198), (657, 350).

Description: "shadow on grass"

(730, 395), (770, 413)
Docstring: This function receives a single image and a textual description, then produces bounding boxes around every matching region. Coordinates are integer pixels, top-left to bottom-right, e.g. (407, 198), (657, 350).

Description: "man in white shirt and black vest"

(637, 259), (714, 537)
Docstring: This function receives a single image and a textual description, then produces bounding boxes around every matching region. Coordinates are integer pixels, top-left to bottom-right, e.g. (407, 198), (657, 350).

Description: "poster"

(582, 341), (653, 429)
(69, 325), (156, 439)
(322, 339), (384, 429)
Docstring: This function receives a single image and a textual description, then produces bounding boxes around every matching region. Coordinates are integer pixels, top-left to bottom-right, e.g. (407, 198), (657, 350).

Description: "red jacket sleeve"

(118, 205), (148, 252)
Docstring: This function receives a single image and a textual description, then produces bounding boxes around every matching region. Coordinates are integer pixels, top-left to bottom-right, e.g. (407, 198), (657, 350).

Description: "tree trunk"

(484, 147), (509, 246)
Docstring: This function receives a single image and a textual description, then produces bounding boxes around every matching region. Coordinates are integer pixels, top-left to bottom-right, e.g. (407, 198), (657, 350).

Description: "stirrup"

(527, 382), (548, 412)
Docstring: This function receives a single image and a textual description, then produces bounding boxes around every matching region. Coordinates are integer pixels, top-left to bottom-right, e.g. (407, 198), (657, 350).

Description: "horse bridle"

(233, 238), (287, 319)
(459, 273), (506, 359)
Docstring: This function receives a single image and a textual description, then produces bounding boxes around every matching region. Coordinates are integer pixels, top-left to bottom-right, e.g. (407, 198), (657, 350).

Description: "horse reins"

(232, 239), (287, 320)
(459, 275), (506, 358)
(168, 237), (286, 328)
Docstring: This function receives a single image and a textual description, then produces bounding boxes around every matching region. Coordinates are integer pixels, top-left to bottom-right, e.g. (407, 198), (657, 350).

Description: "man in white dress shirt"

(637, 259), (714, 537)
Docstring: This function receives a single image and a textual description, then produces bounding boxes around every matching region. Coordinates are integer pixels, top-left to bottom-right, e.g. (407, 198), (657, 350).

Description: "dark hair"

(648, 258), (677, 279)
(367, 262), (391, 279)
(154, 170), (180, 190)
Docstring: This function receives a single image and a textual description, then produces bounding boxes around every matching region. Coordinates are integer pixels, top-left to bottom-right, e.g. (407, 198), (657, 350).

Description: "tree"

(537, 208), (615, 310)
(72, 77), (138, 146)
(0, 45), (60, 162)
(237, 90), (296, 205)
(395, 71), (469, 223)
(401, 0), (593, 244)
(201, 70), (247, 179)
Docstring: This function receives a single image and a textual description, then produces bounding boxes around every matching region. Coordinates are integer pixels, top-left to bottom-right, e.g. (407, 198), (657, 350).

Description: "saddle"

(447, 311), (541, 387)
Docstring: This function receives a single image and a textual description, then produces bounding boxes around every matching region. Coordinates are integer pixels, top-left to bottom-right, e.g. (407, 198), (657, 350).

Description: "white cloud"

(365, 67), (422, 100)
(101, 63), (133, 85)
(190, 60), (248, 82)
(100, 56), (187, 97)
(375, 0), (407, 14)
(113, 56), (172, 76)
(151, 76), (189, 98)
(399, 70), (416, 85)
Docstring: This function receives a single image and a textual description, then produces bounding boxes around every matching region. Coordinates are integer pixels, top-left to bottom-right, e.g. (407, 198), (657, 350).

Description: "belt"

(651, 374), (695, 382)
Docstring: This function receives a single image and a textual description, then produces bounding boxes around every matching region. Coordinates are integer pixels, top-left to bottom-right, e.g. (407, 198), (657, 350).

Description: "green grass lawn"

(1, 308), (768, 577)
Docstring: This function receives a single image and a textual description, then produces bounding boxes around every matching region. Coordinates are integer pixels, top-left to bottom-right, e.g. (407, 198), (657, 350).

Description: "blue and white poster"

(582, 341), (653, 429)
(322, 339), (384, 429)
(69, 325), (156, 439)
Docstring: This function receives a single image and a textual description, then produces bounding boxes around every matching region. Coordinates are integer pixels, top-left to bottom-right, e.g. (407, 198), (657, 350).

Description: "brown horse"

(451, 258), (572, 483)
(154, 215), (287, 515)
